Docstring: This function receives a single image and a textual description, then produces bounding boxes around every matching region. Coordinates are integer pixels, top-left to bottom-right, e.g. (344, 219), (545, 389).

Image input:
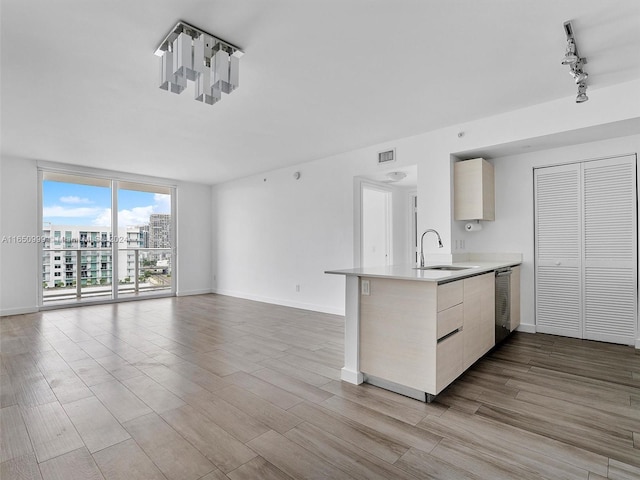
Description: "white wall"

(176, 182), (213, 296)
(0, 157), (213, 315)
(212, 152), (419, 314)
(212, 80), (640, 318)
(0, 158), (39, 314)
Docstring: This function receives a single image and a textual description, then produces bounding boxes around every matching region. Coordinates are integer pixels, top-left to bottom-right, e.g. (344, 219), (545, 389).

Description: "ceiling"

(2, 1), (639, 185)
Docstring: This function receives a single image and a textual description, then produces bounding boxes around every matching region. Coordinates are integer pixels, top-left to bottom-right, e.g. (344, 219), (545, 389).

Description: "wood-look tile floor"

(1, 294), (639, 480)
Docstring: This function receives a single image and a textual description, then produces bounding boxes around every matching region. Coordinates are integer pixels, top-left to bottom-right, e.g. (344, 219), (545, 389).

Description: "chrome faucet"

(419, 229), (443, 267)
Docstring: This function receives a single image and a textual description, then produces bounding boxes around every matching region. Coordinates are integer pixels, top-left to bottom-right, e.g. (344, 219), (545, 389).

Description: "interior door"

(534, 163), (583, 338)
(582, 156), (637, 344)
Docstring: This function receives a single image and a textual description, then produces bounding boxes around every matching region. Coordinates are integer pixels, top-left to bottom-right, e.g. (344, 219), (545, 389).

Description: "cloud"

(43, 205), (102, 218)
(60, 196), (92, 204)
(45, 193), (171, 227)
(153, 194), (171, 213)
(93, 206), (156, 227)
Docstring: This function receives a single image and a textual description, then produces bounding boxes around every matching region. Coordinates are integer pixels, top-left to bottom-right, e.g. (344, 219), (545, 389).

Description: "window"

(41, 170), (175, 306)
(116, 182), (173, 298)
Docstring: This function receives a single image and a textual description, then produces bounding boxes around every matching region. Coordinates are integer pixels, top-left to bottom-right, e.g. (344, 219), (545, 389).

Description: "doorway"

(361, 183), (392, 267)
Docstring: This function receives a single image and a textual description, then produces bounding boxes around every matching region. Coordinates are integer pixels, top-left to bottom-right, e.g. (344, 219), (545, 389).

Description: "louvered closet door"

(583, 156), (637, 344)
(535, 155), (637, 345)
(534, 164), (583, 338)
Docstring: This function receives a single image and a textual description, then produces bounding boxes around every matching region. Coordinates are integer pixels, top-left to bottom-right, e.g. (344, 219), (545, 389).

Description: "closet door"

(583, 156), (637, 344)
(534, 164), (583, 338)
(535, 155), (637, 345)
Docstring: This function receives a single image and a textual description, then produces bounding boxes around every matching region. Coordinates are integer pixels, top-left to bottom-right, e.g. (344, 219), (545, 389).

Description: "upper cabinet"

(454, 158), (495, 221)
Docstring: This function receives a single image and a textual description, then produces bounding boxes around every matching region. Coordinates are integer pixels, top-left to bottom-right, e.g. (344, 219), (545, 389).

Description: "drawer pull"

(437, 328), (461, 343)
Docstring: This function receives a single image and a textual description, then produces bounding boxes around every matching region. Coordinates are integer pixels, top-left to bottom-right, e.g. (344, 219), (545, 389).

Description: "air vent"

(378, 149), (396, 164)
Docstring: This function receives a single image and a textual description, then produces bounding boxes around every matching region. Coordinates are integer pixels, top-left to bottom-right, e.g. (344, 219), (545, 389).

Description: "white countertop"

(325, 260), (521, 283)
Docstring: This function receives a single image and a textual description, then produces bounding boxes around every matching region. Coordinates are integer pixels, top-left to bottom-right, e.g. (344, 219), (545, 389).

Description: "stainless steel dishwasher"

(495, 267), (512, 344)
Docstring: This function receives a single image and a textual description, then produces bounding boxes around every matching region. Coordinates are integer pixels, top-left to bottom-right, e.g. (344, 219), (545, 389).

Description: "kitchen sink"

(414, 265), (476, 271)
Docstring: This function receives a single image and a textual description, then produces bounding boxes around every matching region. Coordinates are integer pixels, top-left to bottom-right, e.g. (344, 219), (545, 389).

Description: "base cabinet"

(462, 273), (495, 370)
(435, 329), (463, 392)
(360, 272), (495, 397)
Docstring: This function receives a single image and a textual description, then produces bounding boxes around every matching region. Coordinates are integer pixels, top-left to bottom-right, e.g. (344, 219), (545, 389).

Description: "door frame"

(354, 178), (393, 268)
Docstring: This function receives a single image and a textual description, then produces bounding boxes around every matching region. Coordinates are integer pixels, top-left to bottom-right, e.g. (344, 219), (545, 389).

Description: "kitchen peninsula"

(326, 256), (521, 402)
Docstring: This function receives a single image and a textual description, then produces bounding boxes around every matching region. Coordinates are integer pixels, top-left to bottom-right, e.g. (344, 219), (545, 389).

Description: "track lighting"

(561, 21), (589, 103)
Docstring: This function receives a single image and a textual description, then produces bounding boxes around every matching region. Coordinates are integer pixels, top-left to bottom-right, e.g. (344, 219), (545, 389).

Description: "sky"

(43, 181), (171, 227)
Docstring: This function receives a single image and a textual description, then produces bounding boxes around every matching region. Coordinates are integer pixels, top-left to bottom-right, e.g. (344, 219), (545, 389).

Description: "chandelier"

(155, 21), (243, 105)
(561, 21), (588, 103)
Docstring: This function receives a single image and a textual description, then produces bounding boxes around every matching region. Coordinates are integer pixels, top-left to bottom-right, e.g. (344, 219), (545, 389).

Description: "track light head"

(573, 71), (588, 84)
(576, 83), (588, 103)
(561, 39), (578, 65)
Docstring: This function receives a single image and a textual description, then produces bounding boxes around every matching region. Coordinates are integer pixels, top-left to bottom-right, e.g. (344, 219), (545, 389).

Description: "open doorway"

(355, 166), (417, 268)
(361, 184), (393, 267)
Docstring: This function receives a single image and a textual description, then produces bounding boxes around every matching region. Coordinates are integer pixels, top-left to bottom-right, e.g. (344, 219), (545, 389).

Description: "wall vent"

(378, 149), (396, 164)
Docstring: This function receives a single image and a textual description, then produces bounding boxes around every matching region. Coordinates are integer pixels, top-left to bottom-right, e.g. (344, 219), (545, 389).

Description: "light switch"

(361, 279), (370, 296)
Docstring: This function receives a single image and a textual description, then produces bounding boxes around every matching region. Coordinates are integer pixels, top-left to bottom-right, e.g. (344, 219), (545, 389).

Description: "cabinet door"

(463, 273), (495, 370)
(437, 280), (463, 312)
(437, 303), (463, 339)
(436, 329), (463, 393)
(454, 158), (495, 221)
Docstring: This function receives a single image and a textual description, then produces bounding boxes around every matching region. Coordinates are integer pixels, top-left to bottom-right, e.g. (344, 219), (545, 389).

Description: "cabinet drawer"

(437, 303), (463, 339)
(437, 280), (463, 312)
(436, 329), (463, 393)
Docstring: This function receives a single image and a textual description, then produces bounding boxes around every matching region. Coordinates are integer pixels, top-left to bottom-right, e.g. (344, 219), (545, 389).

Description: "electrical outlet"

(295, 284), (300, 293)
(361, 279), (370, 296)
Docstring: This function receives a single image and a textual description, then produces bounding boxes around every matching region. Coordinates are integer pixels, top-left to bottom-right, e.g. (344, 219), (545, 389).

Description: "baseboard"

(212, 288), (344, 316)
(516, 323), (536, 334)
(0, 306), (39, 317)
(176, 289), (213, 297)
(341, 367), (364, 385)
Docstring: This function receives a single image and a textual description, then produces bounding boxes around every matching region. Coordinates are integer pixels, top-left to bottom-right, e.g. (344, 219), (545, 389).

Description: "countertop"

(325, 260), (521, 283)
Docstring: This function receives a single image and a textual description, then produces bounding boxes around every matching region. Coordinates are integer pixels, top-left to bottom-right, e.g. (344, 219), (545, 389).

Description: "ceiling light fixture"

(386, 171), (407, 182)
(155, 21), (244, 105)
(561, 21), (589, 103)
